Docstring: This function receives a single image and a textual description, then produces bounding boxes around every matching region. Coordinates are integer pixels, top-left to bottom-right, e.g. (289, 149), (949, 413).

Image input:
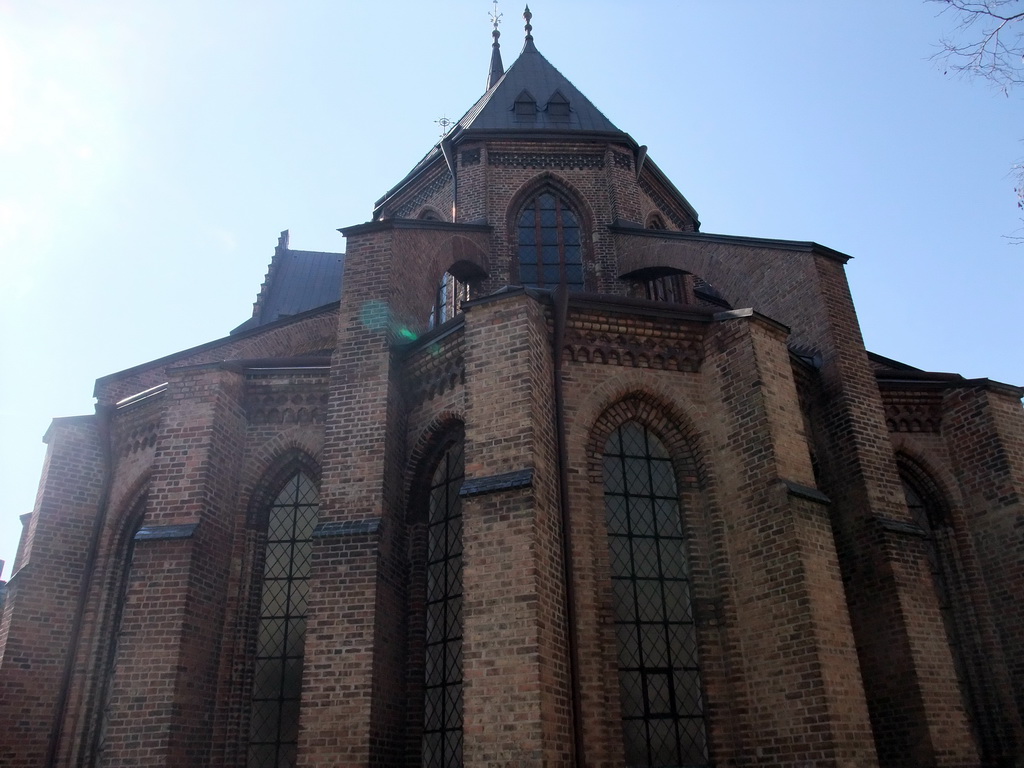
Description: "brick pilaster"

(703, 312), (877, 768)
(98, 365), (246, 766)
(0, 416), (105, 768)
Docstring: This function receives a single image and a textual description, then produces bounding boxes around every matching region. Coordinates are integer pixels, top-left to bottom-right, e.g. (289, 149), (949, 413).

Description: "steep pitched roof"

(457, 37), (623, 136)
(233, 231), (344, 334)
(376, 37), (629, 216)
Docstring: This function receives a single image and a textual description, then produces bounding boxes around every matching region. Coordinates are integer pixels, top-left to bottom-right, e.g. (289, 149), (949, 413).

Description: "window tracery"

(603, 421), (708, 767)
(248, 471), (319, 768)
(422, 438), (465, 768)
(516, 190), (584, 291)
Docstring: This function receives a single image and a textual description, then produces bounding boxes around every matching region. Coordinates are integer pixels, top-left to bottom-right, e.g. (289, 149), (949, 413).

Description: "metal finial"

(487, 1), (505, 88)
(490, 0), (502, 37)
(436, 115), (454, 137)
(523, 5), (533, 42)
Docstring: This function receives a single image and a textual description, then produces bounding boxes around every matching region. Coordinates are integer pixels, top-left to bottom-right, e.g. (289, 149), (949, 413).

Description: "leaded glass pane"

(604, 422), (709, 767)
(517, 191), (585, 291)
(249, 471), (319, 768)
(423, 439), (465, 768)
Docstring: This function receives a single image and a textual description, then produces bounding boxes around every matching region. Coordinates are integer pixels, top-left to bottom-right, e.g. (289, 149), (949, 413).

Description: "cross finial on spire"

(490, 0), (502, 34)
(523, 5), (533, 42)
(486, 1), (505, 89)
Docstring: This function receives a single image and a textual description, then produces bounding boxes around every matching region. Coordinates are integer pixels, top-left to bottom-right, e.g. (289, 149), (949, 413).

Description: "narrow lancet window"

(249, 471), (319, 768)
(603, 421), (708, 768)
(902, 476), (980, 742)
(423, 440), (465, 767)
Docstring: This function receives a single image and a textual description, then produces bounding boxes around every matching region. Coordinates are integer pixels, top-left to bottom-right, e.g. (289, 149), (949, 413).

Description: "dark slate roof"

(458, 38), (622, 135)
(261, 248), (344, 320)
(376, 38), (629, 216)
(233, 236), (344, 334)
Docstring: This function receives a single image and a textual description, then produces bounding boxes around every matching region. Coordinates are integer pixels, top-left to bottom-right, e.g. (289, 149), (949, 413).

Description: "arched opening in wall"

(515, 187), (585, 292)
(407, 427), (466, 768)
(602, 421), (709, 768)
(247, 470), (320, 768)
(429, 271), (471, 329)
(427, 261), (485, 330)
(621, 267), (731, 310)
(899, 468), (985, 756)
(419, 208), (443, 222)
(87, 493), (148, 766)
(645, 213), (666, 230)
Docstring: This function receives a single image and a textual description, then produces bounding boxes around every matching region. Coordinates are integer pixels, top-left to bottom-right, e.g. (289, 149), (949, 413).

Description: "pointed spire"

(487, 0), (504, 89)
(523, 5), (533, 45)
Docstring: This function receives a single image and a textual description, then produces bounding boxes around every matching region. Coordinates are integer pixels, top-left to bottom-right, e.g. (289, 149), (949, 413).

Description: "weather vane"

(436, 115), (454, 137)
(490, 0), (502, 31)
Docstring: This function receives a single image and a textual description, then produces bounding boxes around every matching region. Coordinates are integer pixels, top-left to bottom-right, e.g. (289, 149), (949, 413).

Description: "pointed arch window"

(90, 496), (147, 762)
(248, 471), (319, 768)
(422, 438), (465, 767)
(603, 421), (708, 768)
(517, 190), (584, 291)
(901, 474), (981, 745)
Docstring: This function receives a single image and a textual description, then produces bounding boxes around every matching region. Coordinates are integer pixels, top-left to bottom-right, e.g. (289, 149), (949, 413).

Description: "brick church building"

(2, 9), (1022, 768)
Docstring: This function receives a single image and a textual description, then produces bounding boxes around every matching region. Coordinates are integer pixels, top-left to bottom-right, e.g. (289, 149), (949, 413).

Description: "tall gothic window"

(423, 439), (465, 768)
(249, 471), (319, 768)
(603, 422), (708, 768)
(91, 498), (147, 763)
(517, 190), (584, 291)
(901, 475), (979, 740)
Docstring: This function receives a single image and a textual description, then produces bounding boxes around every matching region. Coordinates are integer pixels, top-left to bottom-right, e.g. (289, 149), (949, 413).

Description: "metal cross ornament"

(435, 115), (454, 137)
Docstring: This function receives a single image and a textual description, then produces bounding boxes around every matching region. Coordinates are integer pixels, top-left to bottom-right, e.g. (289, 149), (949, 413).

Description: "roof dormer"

(514, 89), (538, 120)
(545, 90), (570, 122)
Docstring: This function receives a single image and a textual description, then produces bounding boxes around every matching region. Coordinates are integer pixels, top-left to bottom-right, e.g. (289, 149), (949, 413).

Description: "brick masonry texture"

(2, 39), (1022, 768)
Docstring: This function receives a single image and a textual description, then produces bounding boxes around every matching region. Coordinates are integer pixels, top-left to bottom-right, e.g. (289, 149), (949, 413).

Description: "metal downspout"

(46, 403), (115, 767)
(551, 285), (586, 767)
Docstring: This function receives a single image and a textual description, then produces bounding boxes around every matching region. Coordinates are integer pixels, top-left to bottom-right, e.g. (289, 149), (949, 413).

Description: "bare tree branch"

(930, 0), (1024, 92)
(930, 1), (1024, 242)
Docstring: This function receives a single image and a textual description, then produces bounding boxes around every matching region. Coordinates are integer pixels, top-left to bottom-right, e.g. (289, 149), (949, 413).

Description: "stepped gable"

(233, 230), (344, 334)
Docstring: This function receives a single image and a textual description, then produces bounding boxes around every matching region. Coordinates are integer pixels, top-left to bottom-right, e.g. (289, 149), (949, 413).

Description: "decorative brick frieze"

(112, 397), (162, 458)
(612, 150), (632, 169)
(401, 324), (467, 407)
(488, 150), (604, 170)
(560, 310), (706, 372)
(392, 170), (453, 218)
(244, 371), (330, 424)
(461, 148), (481, 166)
(881, 391), (943, 433)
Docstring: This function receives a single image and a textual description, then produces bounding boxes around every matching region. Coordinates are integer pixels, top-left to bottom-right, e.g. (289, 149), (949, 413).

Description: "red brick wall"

(0, 416), (106, 767)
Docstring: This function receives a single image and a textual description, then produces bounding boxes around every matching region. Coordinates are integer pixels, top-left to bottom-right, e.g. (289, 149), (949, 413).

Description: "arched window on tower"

(517, 190), (584, 291)
(248, 471), (319, 768)
(422, 437), (465, 767)
(429, 271), (471, 328)
(603, 421), (708, 768)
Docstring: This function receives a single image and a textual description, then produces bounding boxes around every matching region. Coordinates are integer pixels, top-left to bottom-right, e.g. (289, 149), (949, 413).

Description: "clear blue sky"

(2, 1), (1022, 573)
